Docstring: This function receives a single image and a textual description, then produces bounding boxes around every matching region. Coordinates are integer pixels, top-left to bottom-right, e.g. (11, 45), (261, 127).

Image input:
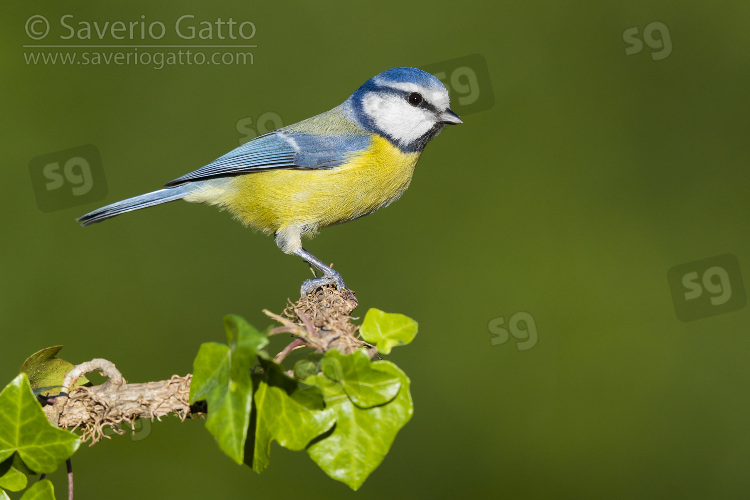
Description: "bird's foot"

(300, 271), (347, 296)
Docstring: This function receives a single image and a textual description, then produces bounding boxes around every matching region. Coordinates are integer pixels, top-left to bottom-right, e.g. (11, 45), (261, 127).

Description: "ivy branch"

(0, 286), (419, 499)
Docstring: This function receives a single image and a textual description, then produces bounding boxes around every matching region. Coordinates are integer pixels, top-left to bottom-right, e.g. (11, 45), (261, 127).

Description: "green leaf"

(1, 489), (9, 500)
(293, 359), (318, 380)
(359, 309), (418, 355)
(0, 375), (80, 474)
(19, 346), (89, 397)
(10, 454), (35, 476)
(319, 350), (401, 408)
(248, 361), (335, 473)
(189, 315), (269, 464)
(20, 479), (55, 500)
(306, 359), (413, 490)
(0, 462), (27, 491)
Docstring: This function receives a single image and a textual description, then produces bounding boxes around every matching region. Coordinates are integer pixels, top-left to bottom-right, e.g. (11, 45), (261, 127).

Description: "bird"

(78, 67), (462, 295)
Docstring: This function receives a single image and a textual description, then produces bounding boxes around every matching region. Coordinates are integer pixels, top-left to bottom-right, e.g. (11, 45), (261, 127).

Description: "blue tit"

(78, 67), (462, 295)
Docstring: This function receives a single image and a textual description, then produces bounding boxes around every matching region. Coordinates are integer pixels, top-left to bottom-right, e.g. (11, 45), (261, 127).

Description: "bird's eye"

(407, 92), (423, 106)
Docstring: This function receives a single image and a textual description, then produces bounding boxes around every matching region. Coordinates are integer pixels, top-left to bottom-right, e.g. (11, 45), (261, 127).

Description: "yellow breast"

(222, 135), (420, 236)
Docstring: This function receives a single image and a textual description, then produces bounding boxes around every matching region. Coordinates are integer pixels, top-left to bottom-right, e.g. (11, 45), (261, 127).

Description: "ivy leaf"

(19, 479), (55, 500)
(306, 359), (413, 490)
(359, 309), (418, 355)
(0, 374), (80, 474)
(293, 359), (318, 380)
(189, 315), (268, 464)
(9, 454), (34, 476)
(319, 350), (401, 408)
(0, 461), (27, 492)
(19, 346), (89, 397)
(247, 360), (335, 473)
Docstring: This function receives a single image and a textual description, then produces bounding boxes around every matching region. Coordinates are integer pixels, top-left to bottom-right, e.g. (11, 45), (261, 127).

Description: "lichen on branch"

(45, 358), (195, 445)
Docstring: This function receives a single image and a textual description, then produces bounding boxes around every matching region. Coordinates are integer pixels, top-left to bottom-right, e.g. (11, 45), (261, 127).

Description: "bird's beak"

(439, 108), (463, 125)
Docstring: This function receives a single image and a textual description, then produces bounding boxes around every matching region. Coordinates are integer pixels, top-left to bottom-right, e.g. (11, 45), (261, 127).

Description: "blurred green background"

(3, 1), (750, 498)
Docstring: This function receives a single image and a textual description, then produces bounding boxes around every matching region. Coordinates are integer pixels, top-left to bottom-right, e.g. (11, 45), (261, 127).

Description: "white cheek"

(363, 94), (434, 145)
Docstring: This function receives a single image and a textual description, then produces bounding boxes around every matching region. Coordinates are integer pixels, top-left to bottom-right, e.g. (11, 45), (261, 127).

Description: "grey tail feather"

(77, 184), (197, 226)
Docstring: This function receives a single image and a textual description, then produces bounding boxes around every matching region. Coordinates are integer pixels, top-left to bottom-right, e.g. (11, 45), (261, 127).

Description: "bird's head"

(344, 67), (462, 152)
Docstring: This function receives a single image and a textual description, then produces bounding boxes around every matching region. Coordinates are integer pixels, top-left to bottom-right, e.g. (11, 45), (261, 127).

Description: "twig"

(67, 458), (73, 500)
(46, 361), (195, 445)
(274, 338), (306, 363)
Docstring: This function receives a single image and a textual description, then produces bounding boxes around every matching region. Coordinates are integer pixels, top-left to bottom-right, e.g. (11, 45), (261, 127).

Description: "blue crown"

(372, 67), (444, 89)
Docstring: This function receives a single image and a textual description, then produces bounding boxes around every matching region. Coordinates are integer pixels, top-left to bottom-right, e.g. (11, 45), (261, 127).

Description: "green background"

(3, 1), (750, 498)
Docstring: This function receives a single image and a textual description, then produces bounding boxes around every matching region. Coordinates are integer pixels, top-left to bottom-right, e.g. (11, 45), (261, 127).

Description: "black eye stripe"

(403, 91), (441, 114)
(363, 86), (442, 115)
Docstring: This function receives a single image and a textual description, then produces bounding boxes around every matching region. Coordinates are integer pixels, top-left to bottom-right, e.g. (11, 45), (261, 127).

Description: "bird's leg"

(293, 247), (347, 295)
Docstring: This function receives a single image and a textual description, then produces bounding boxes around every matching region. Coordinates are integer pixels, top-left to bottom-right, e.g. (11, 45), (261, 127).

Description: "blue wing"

(164, 128), (371, 187)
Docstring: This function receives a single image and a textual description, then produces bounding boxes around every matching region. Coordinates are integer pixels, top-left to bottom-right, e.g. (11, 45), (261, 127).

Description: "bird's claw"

(300, 272), (347, 296)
